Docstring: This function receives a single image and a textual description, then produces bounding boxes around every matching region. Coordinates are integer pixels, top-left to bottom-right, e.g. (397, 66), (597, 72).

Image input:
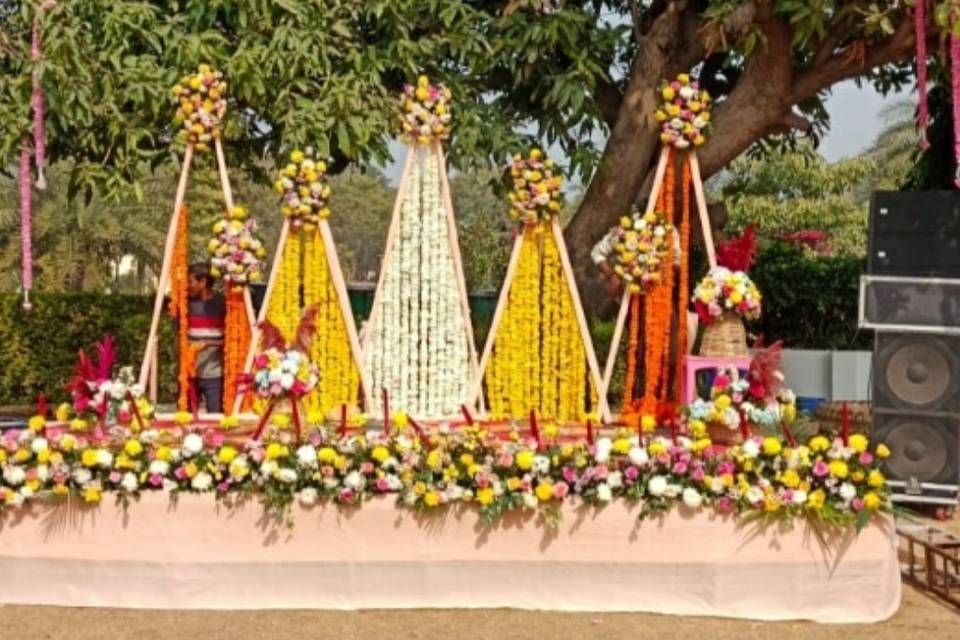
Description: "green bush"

(0, 294), (175, 407)
(749, 242), (871, 350)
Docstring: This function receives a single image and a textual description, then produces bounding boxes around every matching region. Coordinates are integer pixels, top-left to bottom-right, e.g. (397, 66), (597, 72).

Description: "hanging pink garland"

(952, 31), (960, 187)
(31, 19), (47, 190)
(916, 0), (930, 149)
(20, 141), (33, 310)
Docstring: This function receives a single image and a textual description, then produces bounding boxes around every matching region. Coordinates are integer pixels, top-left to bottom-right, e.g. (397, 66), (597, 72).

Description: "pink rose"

(174, 466), (188, 480)
(217, 481), (231, 493)
(672, 462), (688, 475)
(321, 465), (335, 477)
(852, 497), (864, 511)
(691, 467), (704, 482)
(812, 461), (829, 478)
(109, 471), (122, 483)
(376, 477), (391, 492)
(497, 453), (514, 467)
(360, 461), (375, 475)
(656, 452), (671, 465)
(562, 467), (578, 484)
(149, 474), (164, 487)
(716, 497), (734, 513)
(206, 431), (226, 448)
(859, 452), (874, 466)
(713, 374), (729, 389)
(593, 464), (609, 480)
(624, 466), (639, 482)
(308, 432), (323, 447)
(553, 482), (569, 499)
(339, 488), (355, 503)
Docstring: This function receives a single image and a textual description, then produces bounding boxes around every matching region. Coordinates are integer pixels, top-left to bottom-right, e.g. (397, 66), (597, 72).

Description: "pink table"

(0, 494), (900, 622)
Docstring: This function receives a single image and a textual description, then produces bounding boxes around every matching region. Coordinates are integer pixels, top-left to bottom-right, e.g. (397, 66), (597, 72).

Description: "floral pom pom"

(207, 206), (266, 289)
(612, 210), (672, 294)
(399, 75), (452, 144)
(172, 65), (227, 153)
(655, 73), (710, 150)
(274, 147), (332, 229)
(507, 148), (564, 226)
(692, 267), (762, 325)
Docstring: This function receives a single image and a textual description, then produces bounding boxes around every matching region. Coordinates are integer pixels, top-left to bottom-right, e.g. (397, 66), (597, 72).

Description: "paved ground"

(0, 582), (956, 640)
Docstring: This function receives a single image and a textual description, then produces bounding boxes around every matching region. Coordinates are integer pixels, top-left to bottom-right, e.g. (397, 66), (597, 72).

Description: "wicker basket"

(708, 421), (745, 446)
(700, 311), (749, 357)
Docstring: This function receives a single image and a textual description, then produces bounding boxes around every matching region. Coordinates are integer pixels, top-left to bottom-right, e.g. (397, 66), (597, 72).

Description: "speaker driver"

(879, 419), (952, 482)
(879, 337), (958, 410)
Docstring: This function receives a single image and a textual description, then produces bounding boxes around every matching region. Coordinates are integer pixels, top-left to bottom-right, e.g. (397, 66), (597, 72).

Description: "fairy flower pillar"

(600, 72), (717, 425)
(361, 76), (479, 420)
(236, 148), (371, 418)
(474, 149), (608, 425)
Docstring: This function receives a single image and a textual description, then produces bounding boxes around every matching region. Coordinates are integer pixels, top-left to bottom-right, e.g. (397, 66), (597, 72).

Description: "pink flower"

(562, 467), (578, 484)
(206, 430), (226, 448)
(859, 452), (874, 466)
(497, 453), (514, 467)
(339, 488), (354, 503)
(308, 432), (323, 447)
(717, 461), (735, 476)
(376, 477), (391, 492)
(852, 497), (864, 511)
(253, 354), (269, 369)
(553, 482), (569, 499)
(672, 462), (688, 475)
(149, 473), (164, 487)
(117, 409), (131, 425)
(716, 497), (734, 513)
(52, 472), (67, 484)
(108, 471), (122, 483)
(174, 466), (188, 480)
(217, 481), (231, 493)
(812, 461), (829, 478)
(656, 452), (671, 465)
(321, 465), (335, 477)
(593, 464), (609, 480)
(713, 374), (729, 388)
(475, 474), (490, 489)
(624, 466), (639, 482)
(360, 461), (375, 475)
(691, 467), (704, 482)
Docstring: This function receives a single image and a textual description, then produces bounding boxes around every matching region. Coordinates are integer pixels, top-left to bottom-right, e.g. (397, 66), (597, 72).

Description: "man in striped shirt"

(187, 264), (226, 413)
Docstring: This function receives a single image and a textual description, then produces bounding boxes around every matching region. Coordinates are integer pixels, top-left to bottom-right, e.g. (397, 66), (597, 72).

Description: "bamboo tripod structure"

(472, 217), (612, 424)
(138, 138), (255, 411)
(233, 218), (373, 416)
(360, 140), (481, 419)
(599, 149), (717, 407)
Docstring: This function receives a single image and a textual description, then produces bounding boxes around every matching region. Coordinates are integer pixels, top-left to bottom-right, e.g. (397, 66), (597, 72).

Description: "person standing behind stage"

(187, 263), (226, 413)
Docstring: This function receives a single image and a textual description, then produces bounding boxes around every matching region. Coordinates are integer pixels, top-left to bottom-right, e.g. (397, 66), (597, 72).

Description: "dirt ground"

(0, 582), (955, 640)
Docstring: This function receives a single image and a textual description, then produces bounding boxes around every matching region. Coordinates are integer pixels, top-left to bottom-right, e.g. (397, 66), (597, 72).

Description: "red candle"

(382, 388), (390, 437)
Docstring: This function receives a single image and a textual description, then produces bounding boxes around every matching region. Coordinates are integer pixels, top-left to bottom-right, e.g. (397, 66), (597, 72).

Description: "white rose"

(679, 86), (695, 100)
(3, 466), (26, 486)
(532, 455), (550, 474)
(675, 138), (690, 149)
(647, 475), (668, 497)
(628, 446), (649, 466)
(162, 478), (178, 492)
(669, 117), (684, 130)
(522, 492), (538, 509)
(664, 483), (683, 498)
(139, 429), (160, 444)
(344, 471), (363, 490)
(8, 492), (25, 507)
(682, 487), (703, 509)
(594, 437), (612, 463)
(277, 468), (298, 484)
(35, 464), (49, 482)
(280, 373), (295, 389)
(96, 449), (113, 468)
(73, 468), (92, 484)
(182, 433), (204, 457)
(259, 460), (278, 478)
(792, 490), (807, 505)
(745, 486), (764, 505)
(596, 483), (613, 503)
(322, 477), (340, 490)
(121, 472), (138, 493)
(403, 492), (417, 506)
(298, 487), (318, 506)
(296, 445), (317, 468)
(149, 460), (170, 476)
(607, 471), (623, 489)
(839, 482), (856, 501)
(19, 485), (34, 499)
(30, 437), (49, 453)
(741, 439), (760, 458)
(191, 471), (213, 491)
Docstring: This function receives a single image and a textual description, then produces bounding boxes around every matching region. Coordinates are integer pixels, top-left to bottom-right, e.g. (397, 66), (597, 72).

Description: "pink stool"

(681, 355), (752, 404)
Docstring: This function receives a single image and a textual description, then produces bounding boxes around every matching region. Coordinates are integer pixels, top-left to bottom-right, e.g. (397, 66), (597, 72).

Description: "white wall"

(781, 349), (872, 401)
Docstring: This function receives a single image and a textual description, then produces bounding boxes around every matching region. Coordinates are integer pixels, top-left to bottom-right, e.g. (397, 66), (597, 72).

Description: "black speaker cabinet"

(872, 332), (960, 491)
(869, 191), (960, 278)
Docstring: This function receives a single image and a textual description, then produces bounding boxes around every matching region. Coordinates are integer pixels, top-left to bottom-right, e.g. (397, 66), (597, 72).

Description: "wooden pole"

(643, 148), (670, 217)
(433, 141), (482, 411)
(550, 219), (610, 423)
(470, 231), (524, 415)
(138, 143), (194, 394)
(688, 152), (717, 268)
(214, 138), (235, 212)
(320, 219), (374, 412)
(359, 146), (416, 356)
(600, 289), (631, 404)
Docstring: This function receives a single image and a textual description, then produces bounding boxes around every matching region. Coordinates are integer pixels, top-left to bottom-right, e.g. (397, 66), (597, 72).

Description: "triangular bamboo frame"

(472, 217), (612, 424)
(360, 140), (481, 420)
(234, 218), (373, 416)
(138, 138), (255, 413)
(599, 148), (718, 408)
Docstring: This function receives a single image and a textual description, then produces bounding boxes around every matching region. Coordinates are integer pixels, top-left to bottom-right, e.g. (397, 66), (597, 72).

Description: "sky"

(380, 79), (904, 185)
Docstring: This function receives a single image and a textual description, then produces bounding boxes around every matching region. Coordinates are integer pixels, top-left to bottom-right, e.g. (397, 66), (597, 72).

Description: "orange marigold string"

(674, 155), (692, 401)
(169, 205), (192, 411)
(222, 288), (252, 413)
(621, 292), (641, 413)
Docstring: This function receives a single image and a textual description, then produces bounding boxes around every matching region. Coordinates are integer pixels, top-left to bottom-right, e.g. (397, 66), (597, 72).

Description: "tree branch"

(593, 75), (623, 127)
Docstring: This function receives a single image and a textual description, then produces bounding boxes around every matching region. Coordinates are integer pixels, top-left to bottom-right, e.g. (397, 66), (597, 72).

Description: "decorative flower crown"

(399, 75), (452, 144)
(612, 211), (673, 293)
(692, 266), (762, 324)
(507, 148), (564, 226)
(208, 206), (266, 288)
(655, 73), (710, 149)
(275, 148), (332, 229)
(173, 65), (227, 152)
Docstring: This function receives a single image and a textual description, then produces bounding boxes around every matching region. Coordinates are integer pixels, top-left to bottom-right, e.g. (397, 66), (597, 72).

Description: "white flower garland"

(364, 145), (473, 417)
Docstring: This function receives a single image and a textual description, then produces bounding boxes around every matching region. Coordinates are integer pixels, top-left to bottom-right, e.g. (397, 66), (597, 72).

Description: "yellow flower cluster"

(303, 231), (360, 417)
(172, 64), (227, 153)
(655, 73), (710, 149)
(266, 231), (302, 342)
(612, 211), (672, 294)
(399, 75), (452, 144)
(485, 224), (596, 422)
(507, 149), (563, 225)
(274, 148), (331, 230)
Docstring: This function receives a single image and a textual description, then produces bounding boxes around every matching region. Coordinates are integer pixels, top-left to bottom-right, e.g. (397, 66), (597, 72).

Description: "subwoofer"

(872, 414), (959, 485)
(873, 334), (960, 414)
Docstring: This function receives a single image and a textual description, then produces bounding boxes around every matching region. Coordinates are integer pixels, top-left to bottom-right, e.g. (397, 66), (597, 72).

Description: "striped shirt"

(188, 295), (225, 379)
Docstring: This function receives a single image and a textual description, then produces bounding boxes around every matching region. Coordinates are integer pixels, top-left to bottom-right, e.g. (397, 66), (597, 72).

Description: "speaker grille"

(860, 276), (960, 331)
(868, 191), (960, 278)
(872, 414), (959, 484)
(874, 334), (960, 412)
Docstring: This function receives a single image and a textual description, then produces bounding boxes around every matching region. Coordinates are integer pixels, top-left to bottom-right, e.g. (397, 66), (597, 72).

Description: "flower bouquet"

(693, 267), (761, 356)
(65, 336), (153, 431)
(399, 75), (452, 144)
(654, 73), (710, 149)
(274, 148), (332, 230)
(207, 206), (266, 289)
(172, 64), (227, 152)
(507, 148), (564, 226)
(612, 210), (672, 294)
(242, 306), (321, 441)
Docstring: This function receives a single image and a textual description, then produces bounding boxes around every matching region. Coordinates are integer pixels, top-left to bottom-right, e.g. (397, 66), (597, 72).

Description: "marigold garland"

(222, 288), (251, 413)
(675, 158), (692, 399)
(485, 223), (596, 423)
(266, 231), (302, 342)
(167, 205), (192, 412)
(621, 293), (641, 412)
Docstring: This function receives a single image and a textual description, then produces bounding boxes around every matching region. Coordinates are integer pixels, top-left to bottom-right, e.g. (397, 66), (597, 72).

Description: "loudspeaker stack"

(860, 191), (960, 505)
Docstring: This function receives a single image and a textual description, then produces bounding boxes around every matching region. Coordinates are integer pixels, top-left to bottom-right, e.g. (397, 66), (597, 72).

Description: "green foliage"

(749, 242), (871, 350)
(326, 168), (395, 282)
(719, 145), (874, 256)
(0, 293), (176, 406)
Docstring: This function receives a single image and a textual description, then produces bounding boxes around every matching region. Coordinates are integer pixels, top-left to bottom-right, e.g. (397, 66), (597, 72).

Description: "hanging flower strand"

(172, 65), (227, 153)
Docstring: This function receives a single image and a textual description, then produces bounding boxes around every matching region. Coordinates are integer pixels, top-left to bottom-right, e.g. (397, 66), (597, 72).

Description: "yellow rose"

(612, 438), (631, 455)
(809, 436), (830, 452)
(762, 437), (782, 456)
(37, 449), (51, 464)
(124, 440), (143, 457)
(848, 433), (868, 453)
(83, 486), (102, 503)
(868, 469), (885, 488)
(55, 403), (71, 422)
(828, 460), (848, 479)
(535, 482), (553, 502)
(876, 443), (891, 459)
(426, 450), (443, 470)
(290, 149), (304, 164)
(28, 415), (45, 432)
(641, 414), (657, 432)
(662, 86), (676, 101)
(156, 446), (173, 462)
(780, 468), (800, 489)
(477, 487), (494, 506)
(265, 442), (289, 460)
(371, 446), (390, 464)
(81, 449), (99, 467)
(807, 489), (825, 510)
(185, 462), (198, 478)
(423, 491), (440, 507)
(516, 451), (534, 471)
(863, 492), (881, 510)
(217, 446), (238, 464)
